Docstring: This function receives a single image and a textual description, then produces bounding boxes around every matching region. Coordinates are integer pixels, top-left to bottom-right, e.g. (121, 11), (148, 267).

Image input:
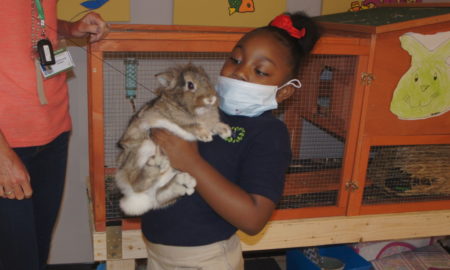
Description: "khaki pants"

(145, 234), (244, 270)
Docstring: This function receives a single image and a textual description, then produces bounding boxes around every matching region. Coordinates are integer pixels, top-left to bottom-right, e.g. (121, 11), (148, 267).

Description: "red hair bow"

(270, 14), (306, 39)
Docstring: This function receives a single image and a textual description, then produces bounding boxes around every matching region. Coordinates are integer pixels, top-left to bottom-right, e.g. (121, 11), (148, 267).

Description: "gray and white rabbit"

(115, 63), (231, 216)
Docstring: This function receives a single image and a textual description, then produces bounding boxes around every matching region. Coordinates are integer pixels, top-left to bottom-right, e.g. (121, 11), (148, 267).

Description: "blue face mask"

(215, 76), (302, 117)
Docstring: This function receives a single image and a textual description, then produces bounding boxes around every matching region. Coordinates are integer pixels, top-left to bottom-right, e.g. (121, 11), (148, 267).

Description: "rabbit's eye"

(433, 73), (438, 81)
(187, 81), (195, 90)
(414, 75), (419, 82)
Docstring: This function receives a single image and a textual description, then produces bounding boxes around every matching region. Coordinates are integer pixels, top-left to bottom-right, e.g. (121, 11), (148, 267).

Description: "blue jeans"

(0, 132), (70, 270)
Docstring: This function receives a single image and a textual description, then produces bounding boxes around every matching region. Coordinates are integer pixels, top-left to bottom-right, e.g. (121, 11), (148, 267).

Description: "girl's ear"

(276, 85), (296, 103)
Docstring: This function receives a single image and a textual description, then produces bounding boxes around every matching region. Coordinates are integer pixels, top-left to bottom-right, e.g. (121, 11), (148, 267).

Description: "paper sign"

(57, 0), (130, 22)
(174, 0), (286, 27)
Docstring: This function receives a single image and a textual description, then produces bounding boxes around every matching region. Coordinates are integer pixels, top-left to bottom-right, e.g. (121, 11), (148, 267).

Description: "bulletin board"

(173, 0), (286, 27)
(315, 6), (449, 26)
(57, 0), (130, 22)
(321, 0), (423, 15)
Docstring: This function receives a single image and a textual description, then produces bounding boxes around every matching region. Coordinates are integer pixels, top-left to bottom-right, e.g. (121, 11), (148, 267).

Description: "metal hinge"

(345, 180), (359, 192)
(361, 72), (374, 85)
(106, 225), (122, 259)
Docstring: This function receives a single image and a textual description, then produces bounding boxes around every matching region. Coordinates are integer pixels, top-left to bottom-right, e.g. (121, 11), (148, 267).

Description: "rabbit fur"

(115, 63), (231, 216)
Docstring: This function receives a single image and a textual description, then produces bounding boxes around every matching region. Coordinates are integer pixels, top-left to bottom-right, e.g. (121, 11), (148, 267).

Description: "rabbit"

(390, 31), (450, 120)
(115, 63), (232, 216)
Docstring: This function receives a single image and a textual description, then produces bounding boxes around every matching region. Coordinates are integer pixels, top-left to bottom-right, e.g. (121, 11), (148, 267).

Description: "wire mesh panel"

(105, 168), (121, 220)
(277, 54), (357, 210)
(101, 51), (359, 220)
(364, 144), (450, 205)
(103, 52), (228, 168)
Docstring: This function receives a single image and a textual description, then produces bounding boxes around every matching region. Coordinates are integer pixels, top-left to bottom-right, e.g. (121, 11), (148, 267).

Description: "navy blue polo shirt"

(141, 111), (291, 246)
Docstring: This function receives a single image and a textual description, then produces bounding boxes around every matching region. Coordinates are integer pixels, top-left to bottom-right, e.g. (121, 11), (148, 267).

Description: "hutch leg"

(106, 259), (136, 270)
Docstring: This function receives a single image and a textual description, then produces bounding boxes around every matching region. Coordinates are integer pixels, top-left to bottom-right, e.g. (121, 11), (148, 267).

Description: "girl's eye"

(256, 69), (269, 76)
(229, 57), (240, 64)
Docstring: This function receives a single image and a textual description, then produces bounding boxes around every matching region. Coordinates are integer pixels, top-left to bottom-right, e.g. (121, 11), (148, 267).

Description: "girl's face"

(220, 30), (293, 87)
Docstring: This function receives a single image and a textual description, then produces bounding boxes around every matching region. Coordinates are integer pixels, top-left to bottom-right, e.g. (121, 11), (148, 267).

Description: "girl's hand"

(150, 129), (201, 172)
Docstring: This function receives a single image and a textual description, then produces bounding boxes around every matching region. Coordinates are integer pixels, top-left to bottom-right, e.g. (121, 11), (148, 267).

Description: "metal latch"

(345, 180), (359, 191)
(361, 72), (374, 85)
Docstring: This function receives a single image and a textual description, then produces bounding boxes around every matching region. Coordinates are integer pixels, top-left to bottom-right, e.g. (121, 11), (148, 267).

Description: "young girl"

(142, 12), (319, 270)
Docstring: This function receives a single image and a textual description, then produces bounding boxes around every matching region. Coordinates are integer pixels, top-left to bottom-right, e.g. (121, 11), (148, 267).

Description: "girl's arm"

(151, 129), (276, 235)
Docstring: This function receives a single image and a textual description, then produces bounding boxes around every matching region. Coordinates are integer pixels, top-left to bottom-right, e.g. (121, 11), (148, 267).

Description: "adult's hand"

(0, 133), (32, 200)
(58, 12), (110, 43)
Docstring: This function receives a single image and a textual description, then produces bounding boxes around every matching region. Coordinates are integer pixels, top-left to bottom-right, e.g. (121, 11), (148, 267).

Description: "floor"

(47, 254), (287, 270)
(245, 255), (286, 270)
(45, 240), (450, 270)
(47, 264), (98, 270)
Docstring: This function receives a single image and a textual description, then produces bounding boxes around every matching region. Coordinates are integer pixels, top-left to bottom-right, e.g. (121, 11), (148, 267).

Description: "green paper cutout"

(390, 32), (450, 120)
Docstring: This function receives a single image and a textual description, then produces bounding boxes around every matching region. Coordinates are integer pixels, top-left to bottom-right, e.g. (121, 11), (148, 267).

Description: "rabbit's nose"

(420, 85), (430, 92)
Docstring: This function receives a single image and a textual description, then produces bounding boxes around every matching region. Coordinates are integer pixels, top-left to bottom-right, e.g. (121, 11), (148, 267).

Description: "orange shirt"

(0, 0), (71, 148)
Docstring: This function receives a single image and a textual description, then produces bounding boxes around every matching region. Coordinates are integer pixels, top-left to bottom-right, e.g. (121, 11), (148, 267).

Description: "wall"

(48, 0), (321, 264)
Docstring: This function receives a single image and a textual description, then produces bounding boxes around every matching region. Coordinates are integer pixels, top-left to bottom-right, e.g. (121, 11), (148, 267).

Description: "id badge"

(39, 48), (75, 78)
(37, 39), (56, 66)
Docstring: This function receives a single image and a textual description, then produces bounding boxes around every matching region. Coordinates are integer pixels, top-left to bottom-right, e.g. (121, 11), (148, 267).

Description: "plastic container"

(320, 256), (345, 270)
(286, 244), (373, 270)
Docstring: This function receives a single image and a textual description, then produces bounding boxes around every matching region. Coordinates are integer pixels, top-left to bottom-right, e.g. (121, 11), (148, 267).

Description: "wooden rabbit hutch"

(87, 6), (450, 268)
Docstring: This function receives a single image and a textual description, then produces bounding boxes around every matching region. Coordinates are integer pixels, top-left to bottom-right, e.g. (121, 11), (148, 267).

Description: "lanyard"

(31, 0), (46, 44)
(32, 0), (50, 105)
(34, 0), (45, 23)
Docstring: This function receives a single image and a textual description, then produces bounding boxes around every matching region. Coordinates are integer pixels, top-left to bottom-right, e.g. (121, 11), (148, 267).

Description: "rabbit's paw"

(158, 157), (171, 172)
(120, 193), (154, 216)
(175, 173), (197, 195)
(195, 129), (213, 142)
(141, 164), (161, 181)
(147, 156), (157, 166)
(148, 154), (169, 169)
(171, 183), (189, 196)
(214, 123), (232, 139)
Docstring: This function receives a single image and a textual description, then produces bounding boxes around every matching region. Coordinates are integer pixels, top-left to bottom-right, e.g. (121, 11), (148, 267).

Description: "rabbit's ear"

(434, 38), (450, 64)
(155, 71), (177, 88)
(400, 34), (429, 60)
